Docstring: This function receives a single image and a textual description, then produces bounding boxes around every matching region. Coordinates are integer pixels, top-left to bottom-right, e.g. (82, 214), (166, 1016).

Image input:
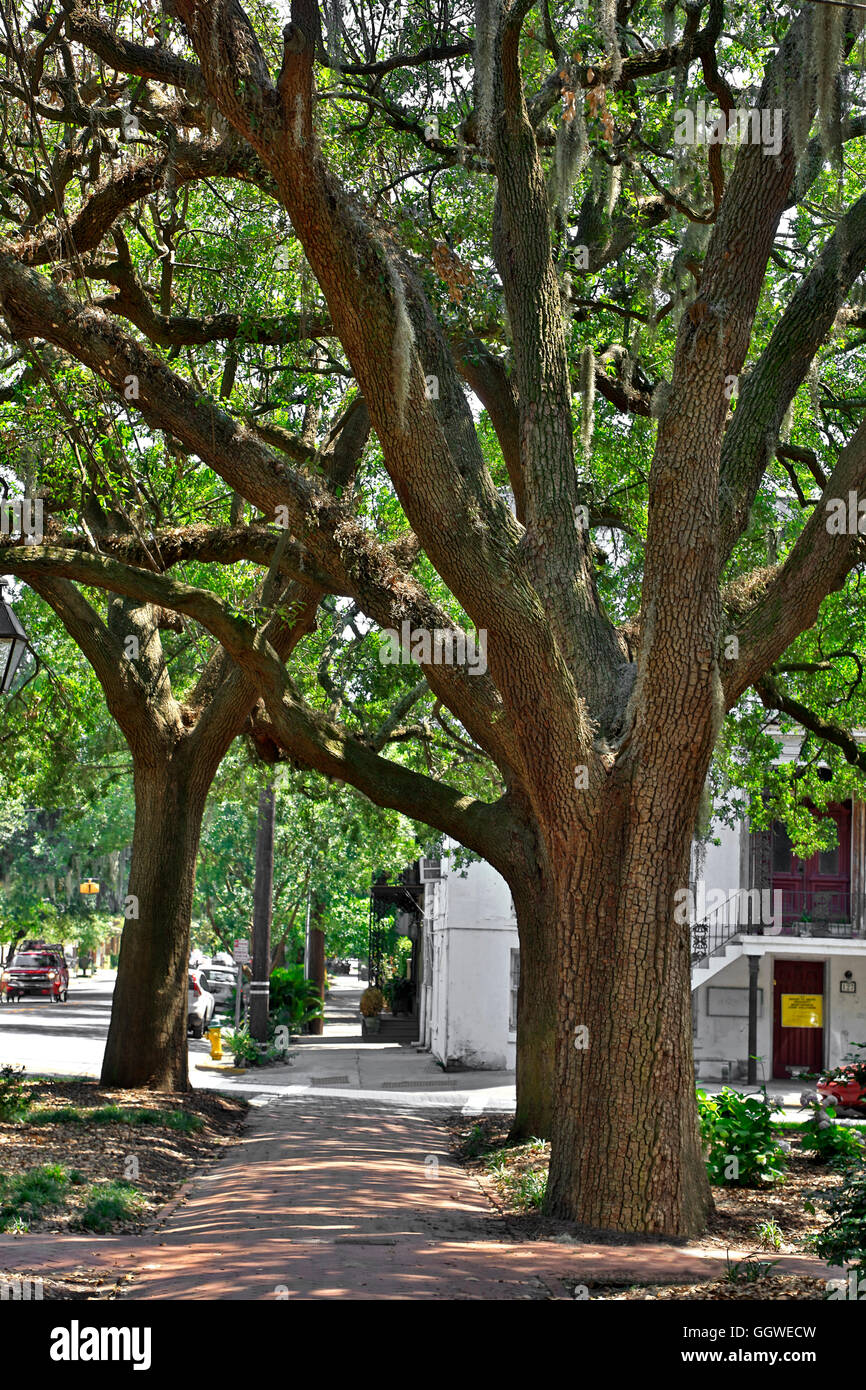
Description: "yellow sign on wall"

(781, 994), (823, 1029)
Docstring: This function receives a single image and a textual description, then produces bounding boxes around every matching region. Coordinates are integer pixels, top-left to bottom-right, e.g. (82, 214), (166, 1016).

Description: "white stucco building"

(417, 850), (518, 1071)
(411, 731), (866, 1081)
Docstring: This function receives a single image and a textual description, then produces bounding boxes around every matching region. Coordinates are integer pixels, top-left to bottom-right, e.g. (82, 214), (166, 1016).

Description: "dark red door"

(773, 960), (825, 1079)
(771, 803), (851, 928)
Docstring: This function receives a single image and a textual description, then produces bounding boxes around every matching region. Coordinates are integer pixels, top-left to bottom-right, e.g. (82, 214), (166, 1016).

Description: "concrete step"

(376, 1016), (420, 1042)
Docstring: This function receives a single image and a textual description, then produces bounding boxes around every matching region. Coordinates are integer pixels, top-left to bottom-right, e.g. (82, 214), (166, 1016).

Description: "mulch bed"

(0, 1077), (247, 1234)
(564, 1275), (829, 1300)
(447, 1112), (845, 1273)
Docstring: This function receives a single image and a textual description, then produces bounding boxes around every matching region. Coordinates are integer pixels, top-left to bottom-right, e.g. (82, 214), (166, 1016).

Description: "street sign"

(233, 940), (250, 964)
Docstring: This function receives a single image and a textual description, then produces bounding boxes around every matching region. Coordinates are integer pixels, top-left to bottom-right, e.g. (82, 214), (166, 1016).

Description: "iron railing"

(691, 891), (744, 967)
(692, 887), (857, 964)
(775, 887), (851, 930)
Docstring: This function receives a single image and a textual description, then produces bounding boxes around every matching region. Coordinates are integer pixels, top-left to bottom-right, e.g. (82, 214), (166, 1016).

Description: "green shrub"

(697, 1087), (788, 1185)
(811, 1161), (866, 1275)
(724, 1254), (780, 1284)
(223, 1026), (284, 1067)
(0, 1064), (31, 1122)
(359, 986), (385, 1018)
(269, 966), (323, 1033)
(817, 1042), (866, 1089)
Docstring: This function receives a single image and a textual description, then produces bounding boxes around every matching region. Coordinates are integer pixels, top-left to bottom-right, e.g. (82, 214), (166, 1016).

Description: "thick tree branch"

(754, 672), (866, 774)
(719, 190), (866, 562)
(2, 544), (518, 869)
(725, 420), (866, 704)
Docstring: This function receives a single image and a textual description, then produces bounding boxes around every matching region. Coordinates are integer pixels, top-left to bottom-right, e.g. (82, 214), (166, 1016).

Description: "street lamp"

(0, 581), (28, 694)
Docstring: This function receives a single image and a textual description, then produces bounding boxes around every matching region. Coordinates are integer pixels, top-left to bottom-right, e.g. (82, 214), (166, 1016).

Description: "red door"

(773, 960), (824, 1079)
(771, 803), (851, 928)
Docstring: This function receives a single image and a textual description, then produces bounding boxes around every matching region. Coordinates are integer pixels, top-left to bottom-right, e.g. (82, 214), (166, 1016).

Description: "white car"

(201, 965), (238, 1012)
(188, 970), (216, 1038)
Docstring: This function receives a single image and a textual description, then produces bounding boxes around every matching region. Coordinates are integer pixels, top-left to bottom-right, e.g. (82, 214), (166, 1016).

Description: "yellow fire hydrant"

(207, 1026), (223, 1060)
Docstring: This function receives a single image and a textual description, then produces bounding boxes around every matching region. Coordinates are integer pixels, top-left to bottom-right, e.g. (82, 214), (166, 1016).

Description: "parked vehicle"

(1, 945), (69, 1003)
(201, 965), (238, 1012)
(188, 970), (216, 1038)
(326, 958), (352, 976)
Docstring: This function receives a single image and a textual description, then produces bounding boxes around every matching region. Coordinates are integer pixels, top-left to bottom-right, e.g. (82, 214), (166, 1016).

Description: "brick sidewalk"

(0, 1098), (839, 1300)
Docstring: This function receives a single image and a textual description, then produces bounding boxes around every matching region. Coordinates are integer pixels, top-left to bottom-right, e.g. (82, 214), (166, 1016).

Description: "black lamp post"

(0, 581), (28, 694)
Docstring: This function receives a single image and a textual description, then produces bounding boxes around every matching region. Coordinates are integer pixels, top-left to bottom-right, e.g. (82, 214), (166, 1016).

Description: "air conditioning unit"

(420, 857), (443, 882)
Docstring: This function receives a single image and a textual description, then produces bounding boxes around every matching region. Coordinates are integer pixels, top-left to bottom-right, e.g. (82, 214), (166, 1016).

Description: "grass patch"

(0, 1164), (86, 1230)
(485, 1138), (550, 1211)
(30, 1106), (85, 1125)
(29, 1105), (203, 1132)
(89, 1106), (203, 1132)
(76, 1181), (146, 1233)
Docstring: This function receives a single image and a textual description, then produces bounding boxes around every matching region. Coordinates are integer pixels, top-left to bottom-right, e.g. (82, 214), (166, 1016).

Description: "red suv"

(1, 945), (69, 1003)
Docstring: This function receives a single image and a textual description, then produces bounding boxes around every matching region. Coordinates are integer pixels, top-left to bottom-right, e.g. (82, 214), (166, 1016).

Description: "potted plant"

(360, 986), (384, 1035)
(390, 977), (415, 1016)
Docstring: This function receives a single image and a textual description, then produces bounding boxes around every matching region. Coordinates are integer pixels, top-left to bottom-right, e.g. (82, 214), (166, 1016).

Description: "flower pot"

(363, 1015), (381, 1035)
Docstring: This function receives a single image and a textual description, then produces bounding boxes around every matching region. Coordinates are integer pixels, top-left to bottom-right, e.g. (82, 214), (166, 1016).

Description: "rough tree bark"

(101, 756), (209, 1089)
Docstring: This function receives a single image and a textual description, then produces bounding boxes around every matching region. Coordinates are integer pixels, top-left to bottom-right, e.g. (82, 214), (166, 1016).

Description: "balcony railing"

(691, 888), (860, 964)
(774, 887), (853, 935)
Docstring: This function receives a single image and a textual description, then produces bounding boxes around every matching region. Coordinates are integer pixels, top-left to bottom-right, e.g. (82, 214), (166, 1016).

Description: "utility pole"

(307, 894), (326, 1036)
(249, 778), (276, 1044)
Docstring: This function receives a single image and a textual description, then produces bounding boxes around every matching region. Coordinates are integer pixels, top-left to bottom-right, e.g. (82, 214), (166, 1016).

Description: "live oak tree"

(2, 0), (866, 1234)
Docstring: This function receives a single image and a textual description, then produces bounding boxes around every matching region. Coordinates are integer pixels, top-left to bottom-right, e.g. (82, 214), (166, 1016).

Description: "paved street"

(0, 970), (215, 1078)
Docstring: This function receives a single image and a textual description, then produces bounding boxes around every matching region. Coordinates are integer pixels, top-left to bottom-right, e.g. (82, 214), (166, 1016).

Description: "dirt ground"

(0, 1076), (247, 1234)
(568, 1274), (829, 1300)
(448, 1112), (847, 1300)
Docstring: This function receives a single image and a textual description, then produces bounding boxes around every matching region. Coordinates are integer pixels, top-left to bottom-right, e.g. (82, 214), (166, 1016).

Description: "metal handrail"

(691, 890), (746, 967)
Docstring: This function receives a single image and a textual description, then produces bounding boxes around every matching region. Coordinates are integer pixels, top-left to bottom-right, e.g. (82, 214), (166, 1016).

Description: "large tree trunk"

(545, 782), (713, 1237)
(510, 864), (557, 1141)
(100, 759), (208, 1091)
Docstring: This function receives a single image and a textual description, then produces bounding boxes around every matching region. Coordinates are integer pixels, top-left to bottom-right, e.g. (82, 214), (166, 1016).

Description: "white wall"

(826, 954), (866, 1068)
(693, 954), (772, 1081)
(698, 819), (743, 894)
(422, 852), (518, 1071)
